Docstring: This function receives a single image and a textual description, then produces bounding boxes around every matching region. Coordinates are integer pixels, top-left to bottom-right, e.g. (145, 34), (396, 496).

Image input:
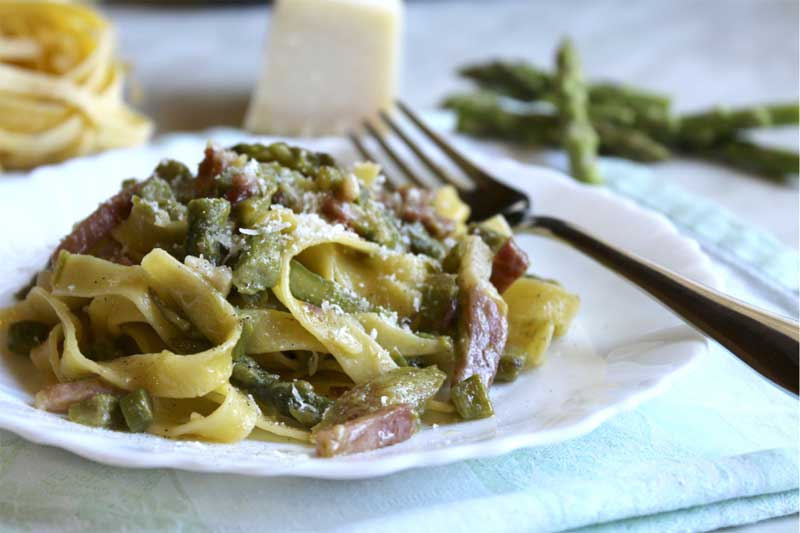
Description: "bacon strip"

(314, 404), (419, 457)
(34, 378), (116, 413)
(320, 194), (358, 228)
(225, 172), (259, 205)
(49, 184), (140, 264)
(490, 237), (529, 293)
(380, 187), (455, 238)
(453, 236), (509, 388)
(454, 286), (508, 387)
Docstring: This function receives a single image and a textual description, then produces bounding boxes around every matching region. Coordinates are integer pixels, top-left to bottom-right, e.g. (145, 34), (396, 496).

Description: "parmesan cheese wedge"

(244, 0), (403, 136)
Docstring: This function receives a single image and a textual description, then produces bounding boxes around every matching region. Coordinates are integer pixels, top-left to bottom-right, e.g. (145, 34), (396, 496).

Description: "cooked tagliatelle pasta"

(0, 142), (579, 456)
(0, 1), (152, 170)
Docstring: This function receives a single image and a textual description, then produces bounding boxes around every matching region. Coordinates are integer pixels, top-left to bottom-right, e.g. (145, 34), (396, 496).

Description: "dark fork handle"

(520, 215), (799, 396)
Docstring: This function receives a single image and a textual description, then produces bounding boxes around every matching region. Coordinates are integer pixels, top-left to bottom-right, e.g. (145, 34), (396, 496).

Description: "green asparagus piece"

(445, 91), (670, 162)
(404, 222), (446, 259)
(350, 199), (404, 250)
(451, 374), (494, 420)
(231, 142), (336, 177)
(154, 159), (195, 203)
(316, 366), (446, 428)
(442, 92), (561, 145)
(68, 394), (121, 429)
(6, 320), (49, 355)
(415, 273), (459, 333)
(289, 260), (373, 313)
(588, 83), (672, 126)
(451, 58), (797, 183)
(593, 121), (671, 162)
(555, 39), (603, 184)
(139, 176), (176, 205)
(119, 388), (154, 433)
(459, 61), (552, 101)
(137, 176), (187, 221)
(694, 139), (799, 182)
(495, 354), (525, 383)
(231, 355), (332, 427)
(154, 159), (192, 183)
(588, 102), (637, 127)
(678, 103), (800, 147)
(235, 196), (273, 228)
(232, 232), (284, 295)
(390, 352), (410, 367)
(459, 61), (672, 130)
(469, 225), (508, 253)
(444, 93), (670, 161)
(185, 198), (231, 265)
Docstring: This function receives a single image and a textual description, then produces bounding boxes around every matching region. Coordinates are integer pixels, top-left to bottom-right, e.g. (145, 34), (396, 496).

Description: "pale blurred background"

(102, 0), (798, 250)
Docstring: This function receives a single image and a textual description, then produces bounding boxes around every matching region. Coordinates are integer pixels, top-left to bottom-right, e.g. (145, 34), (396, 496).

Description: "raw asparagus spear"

(678, 103), (800, 147)
(593, 121), (671, 162)
(693, 139), (800, 182)
(442, 92), (561, 145)
(444, 92), (669, 161)
(555, 39), (602, 184)
(459, 61), (552, 101)
(459, 61), (672, 129)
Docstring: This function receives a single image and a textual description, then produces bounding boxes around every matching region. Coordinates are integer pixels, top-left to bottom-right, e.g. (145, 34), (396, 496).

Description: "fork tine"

(378, 109), (464, 190)
(361, 120), (428, 188)
(395, 100), (492, 188)
(347, 131), (398, 190)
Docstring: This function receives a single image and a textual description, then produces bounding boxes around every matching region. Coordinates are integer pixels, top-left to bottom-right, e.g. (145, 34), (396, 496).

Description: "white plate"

(0, 129), (719, 479)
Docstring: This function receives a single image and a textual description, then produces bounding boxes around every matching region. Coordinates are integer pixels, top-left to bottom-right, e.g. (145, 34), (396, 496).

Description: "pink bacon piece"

(34, 378), (117, 413)
(314, 404), (419, 457)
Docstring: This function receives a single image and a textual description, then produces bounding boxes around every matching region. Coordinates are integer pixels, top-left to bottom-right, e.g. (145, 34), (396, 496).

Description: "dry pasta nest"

(0, 1), (153, 170)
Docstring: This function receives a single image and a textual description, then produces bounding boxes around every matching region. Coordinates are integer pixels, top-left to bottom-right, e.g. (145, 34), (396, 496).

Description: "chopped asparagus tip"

(289, 260), (373, 313)
(495, 354), (526, 383)
(415, 273), (459, 333)
(232, 232), (284, 295)
(7, 320), (49, 355)
(185, 198), (231, 266)
(231, 142), (336, 177)
(451, 375), (494, 420)
(120, 389), (154, 433)
(154, 159), (192, 183)
(231, 355), (332, 428)
(68, 394), (121, 429)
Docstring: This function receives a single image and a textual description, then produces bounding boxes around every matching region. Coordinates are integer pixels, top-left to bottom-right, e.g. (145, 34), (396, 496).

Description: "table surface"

(97, 2), (798, 531)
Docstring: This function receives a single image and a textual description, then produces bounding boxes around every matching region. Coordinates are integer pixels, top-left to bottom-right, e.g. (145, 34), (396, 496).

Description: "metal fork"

(350, 100), (799, 396)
